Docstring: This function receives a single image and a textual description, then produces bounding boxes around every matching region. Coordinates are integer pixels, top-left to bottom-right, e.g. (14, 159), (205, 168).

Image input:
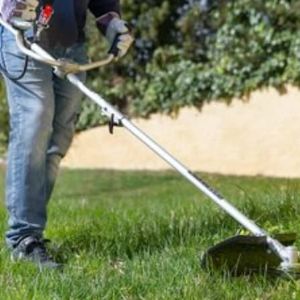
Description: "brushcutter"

(1, 16), (300, 277)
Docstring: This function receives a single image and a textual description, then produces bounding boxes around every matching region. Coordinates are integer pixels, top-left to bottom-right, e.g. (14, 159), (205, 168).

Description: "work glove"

(0, 0), (39, 27)
(97, 13), (134, 59)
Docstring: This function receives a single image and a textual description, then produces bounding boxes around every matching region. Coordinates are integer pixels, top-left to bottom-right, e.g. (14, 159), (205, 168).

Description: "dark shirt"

(43, 0), (120, 47)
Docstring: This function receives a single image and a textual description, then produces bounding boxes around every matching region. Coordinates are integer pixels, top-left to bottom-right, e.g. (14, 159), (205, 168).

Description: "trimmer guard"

(201, 233), (297, 275)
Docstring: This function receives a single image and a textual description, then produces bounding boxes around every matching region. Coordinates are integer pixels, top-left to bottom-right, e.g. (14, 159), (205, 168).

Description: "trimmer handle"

(0, 16), (115, 75)
(108, 33), (122, 58)
(37, 3), (54, 28)
(35, 0), (55, 40)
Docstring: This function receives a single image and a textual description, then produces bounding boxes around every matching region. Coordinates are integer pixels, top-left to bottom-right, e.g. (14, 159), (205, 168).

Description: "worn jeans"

(0, 26), (87, 248)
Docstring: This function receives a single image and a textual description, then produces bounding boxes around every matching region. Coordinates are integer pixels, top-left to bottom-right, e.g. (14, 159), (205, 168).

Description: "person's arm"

(88, 0), (120, 17)
(88, 0), (120, 34)
(88, 0), (134, 58)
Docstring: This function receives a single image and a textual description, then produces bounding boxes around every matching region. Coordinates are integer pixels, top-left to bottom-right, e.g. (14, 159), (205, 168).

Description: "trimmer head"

(201, 233), (300, 276)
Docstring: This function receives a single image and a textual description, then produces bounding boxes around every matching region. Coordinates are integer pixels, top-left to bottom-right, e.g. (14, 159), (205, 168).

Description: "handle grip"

(108, 33), (123, 57)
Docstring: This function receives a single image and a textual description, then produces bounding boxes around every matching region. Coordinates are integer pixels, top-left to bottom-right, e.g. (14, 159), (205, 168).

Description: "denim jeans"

(0, 26), (87, 248)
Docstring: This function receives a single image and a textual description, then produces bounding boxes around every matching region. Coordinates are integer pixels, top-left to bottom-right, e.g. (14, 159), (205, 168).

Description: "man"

(0, 0), (133, 269)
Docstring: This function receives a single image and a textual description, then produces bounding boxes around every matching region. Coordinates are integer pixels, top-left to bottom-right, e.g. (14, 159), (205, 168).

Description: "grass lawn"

(1, 167), (300, 299)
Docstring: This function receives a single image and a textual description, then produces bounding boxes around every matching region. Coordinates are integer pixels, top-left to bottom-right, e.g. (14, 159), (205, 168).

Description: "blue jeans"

(0, 26), (87, 248)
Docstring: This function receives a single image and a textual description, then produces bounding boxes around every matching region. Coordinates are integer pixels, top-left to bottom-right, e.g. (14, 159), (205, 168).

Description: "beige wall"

(62, 86), (300, 178)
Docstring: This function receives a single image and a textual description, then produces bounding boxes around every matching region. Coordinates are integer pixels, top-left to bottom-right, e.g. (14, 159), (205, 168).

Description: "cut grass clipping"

(1, 167), (300, 299)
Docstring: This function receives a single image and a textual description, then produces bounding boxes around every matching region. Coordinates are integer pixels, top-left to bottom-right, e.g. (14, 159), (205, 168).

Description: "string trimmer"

(1, 13), (300, 277)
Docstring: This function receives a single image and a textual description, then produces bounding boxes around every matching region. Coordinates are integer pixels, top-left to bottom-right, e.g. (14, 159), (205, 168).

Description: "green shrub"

(78, 0), (300, 125)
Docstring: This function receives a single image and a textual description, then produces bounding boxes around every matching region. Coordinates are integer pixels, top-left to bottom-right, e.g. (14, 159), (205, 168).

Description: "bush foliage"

(1, 0), (300, 145)
(80, 0), (300, 126)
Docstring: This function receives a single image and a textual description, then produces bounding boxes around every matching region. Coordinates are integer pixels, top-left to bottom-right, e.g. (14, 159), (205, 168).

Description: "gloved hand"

(0, 0), (39, 26)
(97, 13), (134, 59)
(106, 17), (133, 58)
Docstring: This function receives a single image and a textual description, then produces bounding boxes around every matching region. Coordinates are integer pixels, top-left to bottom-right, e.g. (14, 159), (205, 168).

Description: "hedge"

(79, 0), (300, 123)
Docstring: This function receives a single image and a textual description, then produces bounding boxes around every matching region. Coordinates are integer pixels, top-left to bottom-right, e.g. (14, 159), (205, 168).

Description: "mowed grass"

(1, 167), (300, 299)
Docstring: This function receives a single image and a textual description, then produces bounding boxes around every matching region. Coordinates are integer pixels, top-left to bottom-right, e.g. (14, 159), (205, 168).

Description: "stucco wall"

(62, 86), (300, 178)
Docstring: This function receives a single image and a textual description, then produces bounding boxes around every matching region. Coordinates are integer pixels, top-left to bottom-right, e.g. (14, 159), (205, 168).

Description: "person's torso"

(40, 0), (88, 48)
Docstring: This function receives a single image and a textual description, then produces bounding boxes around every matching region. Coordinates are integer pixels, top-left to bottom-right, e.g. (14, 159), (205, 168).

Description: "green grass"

(1, 167), (300, 299)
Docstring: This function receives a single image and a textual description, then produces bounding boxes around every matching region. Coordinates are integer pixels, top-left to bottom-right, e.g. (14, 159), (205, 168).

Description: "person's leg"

(0, 26), (55, 248)
(45, 43), (87, 201)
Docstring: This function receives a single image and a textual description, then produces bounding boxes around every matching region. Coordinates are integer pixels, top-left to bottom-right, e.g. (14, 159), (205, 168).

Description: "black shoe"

(11, 236), (63, 270)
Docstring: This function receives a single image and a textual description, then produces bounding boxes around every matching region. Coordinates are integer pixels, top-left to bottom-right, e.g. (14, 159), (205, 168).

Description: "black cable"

(0, 26), (29, 81)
